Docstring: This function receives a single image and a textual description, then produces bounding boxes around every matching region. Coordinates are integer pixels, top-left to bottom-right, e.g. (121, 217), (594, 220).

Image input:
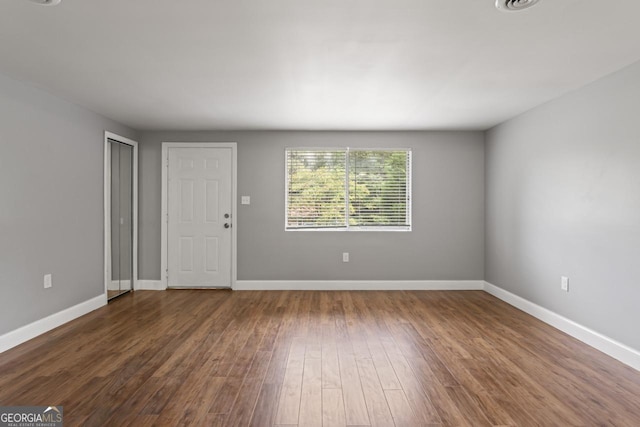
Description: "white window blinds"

(286, 148), (411, 230)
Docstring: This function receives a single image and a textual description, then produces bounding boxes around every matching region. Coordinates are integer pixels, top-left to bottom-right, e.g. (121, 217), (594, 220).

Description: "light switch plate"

(241, 196), (250, 205)
(561, 276), (569, 292)
(44, 274), (52, 289)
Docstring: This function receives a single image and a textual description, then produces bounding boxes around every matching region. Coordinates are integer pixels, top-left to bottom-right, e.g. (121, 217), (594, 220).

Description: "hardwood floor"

(1, 290), (639, 426)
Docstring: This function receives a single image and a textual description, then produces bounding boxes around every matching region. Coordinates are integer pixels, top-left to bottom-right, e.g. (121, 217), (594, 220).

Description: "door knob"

(224, 213), (230, 218)
(224, 223), (231, 229)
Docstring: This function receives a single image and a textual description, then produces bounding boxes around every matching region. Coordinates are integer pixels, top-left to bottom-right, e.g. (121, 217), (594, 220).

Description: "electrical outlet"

(342, 252), (349, 263)
(44, 274), (52, 289)
(561, 276), (569, 292)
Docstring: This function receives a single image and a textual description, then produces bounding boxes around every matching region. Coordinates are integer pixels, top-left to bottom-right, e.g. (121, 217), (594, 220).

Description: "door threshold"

(108, 289), (133, 301)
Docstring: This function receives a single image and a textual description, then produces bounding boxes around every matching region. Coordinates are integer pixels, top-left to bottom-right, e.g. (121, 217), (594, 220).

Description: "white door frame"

(104, 131), (139, 299)
(161, 142), (237, 289)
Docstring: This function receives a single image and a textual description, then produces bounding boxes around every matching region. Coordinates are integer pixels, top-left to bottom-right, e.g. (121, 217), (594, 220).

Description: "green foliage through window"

(286, 148), (411, 230)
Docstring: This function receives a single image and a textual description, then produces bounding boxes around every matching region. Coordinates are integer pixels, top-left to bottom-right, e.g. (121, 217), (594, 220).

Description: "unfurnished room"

(0, 0), (639, 426)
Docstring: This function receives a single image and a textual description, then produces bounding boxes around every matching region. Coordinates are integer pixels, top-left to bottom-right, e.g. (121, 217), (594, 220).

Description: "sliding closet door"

(107, 136), (137, 300)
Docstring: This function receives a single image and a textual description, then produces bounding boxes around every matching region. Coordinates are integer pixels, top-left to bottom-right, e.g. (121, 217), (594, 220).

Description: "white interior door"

(167, 147), (232, 288)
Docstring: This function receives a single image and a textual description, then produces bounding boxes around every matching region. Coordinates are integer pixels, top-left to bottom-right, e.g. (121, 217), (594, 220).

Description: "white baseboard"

(136, 280), (166, 291)
(484, 281), (640, 371)
(234, 280), (485, 291)
(0, 294), (106, 354)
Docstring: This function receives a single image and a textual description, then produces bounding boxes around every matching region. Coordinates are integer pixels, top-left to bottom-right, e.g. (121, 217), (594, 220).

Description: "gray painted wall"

(139, 131), (485, 281)
(0, 73), (137, 335)
(485, 60), (640, 351)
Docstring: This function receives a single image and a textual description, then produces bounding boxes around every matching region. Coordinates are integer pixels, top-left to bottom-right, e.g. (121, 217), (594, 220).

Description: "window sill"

(285, 226), (411, 232)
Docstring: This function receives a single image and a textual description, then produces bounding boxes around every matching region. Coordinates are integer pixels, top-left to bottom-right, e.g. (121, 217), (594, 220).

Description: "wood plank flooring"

(1, 290), (639, 426)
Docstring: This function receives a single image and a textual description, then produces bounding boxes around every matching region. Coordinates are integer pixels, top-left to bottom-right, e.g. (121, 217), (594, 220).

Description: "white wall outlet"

(342, 252), (349, 262)
(561, 276), (569, 292)
(241, 196), (251, 205)
(44, 274), (52, 289)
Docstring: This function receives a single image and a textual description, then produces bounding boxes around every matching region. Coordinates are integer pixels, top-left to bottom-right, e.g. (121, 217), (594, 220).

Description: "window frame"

(285, 147), (412, 232)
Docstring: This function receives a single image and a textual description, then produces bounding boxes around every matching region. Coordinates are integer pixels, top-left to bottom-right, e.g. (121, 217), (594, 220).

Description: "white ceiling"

(1, 0), (640, 131)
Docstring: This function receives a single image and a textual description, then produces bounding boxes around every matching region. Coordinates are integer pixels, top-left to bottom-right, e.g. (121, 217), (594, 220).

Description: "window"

(286, 148), (411, 230)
